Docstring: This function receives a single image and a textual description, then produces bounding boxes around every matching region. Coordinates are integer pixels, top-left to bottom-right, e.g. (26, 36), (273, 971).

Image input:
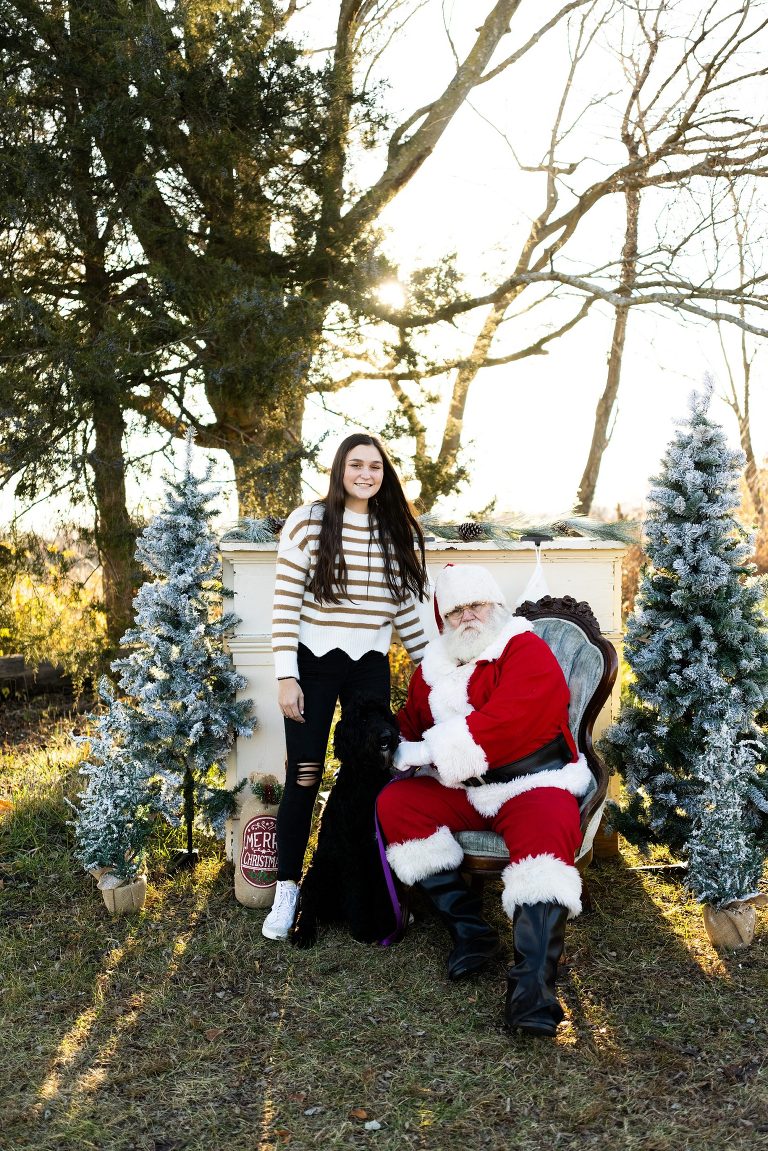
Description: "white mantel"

(220, 537), (626, 858)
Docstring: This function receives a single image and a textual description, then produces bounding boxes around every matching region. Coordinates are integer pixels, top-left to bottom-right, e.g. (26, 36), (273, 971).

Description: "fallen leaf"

(204, 1027), (224, 1041)
(349, 1108), (368, 1120)
(288, 1092), (307, 1103)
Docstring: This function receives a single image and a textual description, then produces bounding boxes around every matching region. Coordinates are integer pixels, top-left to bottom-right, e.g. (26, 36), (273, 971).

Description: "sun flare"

(376, 279), (407, 310)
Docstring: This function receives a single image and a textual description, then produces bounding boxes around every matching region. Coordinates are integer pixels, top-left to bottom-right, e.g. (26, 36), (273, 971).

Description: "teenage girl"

(262, 433), (430, 939)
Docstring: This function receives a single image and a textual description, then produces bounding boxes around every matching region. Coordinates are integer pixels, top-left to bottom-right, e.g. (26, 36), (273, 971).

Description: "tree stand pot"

(703, 902), (755, 950)
(98, 874), (148, 916)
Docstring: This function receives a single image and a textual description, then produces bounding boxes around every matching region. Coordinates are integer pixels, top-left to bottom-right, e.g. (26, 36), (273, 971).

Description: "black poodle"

(291, 695), (402, 948)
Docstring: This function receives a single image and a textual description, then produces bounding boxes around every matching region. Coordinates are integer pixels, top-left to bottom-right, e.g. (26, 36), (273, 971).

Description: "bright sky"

(3, 0), (767, 532)
(300, 1), (768, 521)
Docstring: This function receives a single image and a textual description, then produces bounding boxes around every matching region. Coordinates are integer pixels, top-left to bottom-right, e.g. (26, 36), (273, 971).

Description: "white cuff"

(501, 854), (582, 919)
(273, 651), (300, 680)
(423, 716), (488, 787)
(386, 826), (464, 885)
(393, 740), (432, 771)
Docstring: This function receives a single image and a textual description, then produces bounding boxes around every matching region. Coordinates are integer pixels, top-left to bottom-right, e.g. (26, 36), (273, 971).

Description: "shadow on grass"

(2, 783), (767, 1151)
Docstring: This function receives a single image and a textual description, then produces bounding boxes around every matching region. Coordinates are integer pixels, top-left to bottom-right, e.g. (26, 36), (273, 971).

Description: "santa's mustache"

(443, 605), (510, 661)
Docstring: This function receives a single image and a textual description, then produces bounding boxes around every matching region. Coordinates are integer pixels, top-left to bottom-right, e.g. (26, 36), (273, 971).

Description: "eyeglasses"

(444, 601), (491, 624)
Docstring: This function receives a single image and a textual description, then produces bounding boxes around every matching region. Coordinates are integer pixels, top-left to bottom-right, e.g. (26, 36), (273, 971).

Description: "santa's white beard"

(442, 604), (511, 664)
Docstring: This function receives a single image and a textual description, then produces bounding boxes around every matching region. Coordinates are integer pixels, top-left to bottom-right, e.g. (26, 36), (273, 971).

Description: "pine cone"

(265, 516), (285, 536)
(456, 521), (484, 542)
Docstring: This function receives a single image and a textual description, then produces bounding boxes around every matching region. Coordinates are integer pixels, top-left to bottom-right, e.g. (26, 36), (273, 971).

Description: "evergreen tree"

(73, 684), (157, 882)
(687, 725), (764, 907)
(602, 385), (768, 868)
(74, 441), (253, 879)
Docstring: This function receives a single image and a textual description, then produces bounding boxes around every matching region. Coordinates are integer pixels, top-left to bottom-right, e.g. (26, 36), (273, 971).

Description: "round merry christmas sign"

(240, 814), (278, 889)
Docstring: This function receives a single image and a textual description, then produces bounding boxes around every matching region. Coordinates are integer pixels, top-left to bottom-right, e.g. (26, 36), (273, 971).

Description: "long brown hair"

(310, 433), (428, 605)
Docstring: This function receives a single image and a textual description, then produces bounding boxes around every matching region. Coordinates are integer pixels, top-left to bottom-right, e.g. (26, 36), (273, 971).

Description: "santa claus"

(377, 563), (593, 1037)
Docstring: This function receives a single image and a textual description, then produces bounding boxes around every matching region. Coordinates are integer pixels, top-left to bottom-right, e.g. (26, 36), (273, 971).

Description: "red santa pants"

(378, 777), (581, 864)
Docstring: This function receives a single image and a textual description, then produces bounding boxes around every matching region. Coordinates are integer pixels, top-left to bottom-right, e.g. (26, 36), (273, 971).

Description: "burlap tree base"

(703, 902), (755, 949)
(98, 873), (148, 916)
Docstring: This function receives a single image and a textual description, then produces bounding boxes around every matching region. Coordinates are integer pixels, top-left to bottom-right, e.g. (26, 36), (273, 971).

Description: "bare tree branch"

(342, 0), (524, 236)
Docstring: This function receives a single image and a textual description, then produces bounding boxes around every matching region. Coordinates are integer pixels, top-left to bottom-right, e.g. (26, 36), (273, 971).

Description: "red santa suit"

(377, 615), (593, 919)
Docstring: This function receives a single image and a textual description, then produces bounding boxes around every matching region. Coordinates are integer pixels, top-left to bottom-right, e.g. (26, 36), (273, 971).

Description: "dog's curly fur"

(291, 696), (401, 949)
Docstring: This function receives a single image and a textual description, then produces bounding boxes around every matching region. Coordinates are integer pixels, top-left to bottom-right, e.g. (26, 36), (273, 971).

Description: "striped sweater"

(272, 503), (429, 680)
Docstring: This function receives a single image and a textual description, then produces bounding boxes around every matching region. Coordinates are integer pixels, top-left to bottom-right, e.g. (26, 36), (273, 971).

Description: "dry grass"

(1, 701), (767, 1151)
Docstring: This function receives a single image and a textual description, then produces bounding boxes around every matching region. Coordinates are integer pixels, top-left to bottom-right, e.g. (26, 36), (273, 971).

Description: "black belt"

(464, 733), (573, 787)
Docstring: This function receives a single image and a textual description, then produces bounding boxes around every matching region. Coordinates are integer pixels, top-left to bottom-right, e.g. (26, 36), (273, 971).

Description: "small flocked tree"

(602, 384), (768, 900)
(73, 684), (156, 882)
(687, 725), (764, 907)
(74, 439), (253, 880)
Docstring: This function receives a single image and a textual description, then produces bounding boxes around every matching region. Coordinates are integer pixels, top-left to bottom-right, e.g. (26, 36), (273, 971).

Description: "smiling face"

(342, 444), (384, 511)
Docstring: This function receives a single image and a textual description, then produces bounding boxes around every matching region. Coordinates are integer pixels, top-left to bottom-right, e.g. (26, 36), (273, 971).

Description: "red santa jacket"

(398, 616), (591, 816)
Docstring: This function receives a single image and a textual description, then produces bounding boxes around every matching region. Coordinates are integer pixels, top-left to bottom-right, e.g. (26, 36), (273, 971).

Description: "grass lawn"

(1, 698), (767, 1151)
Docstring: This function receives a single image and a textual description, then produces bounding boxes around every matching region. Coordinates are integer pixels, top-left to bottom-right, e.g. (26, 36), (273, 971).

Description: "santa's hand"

(393, 740), (432, 773)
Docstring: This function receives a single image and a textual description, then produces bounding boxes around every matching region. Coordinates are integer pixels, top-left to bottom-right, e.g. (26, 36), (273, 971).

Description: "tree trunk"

(735, 390), (768, 569)
(223, 386), (307, 517)
(229, 438), (304, 518)
(90, 397), (136, 650)
(575, 184), (640, 516)
(414, 296), (513, 513)
(739, 413), (764, 525)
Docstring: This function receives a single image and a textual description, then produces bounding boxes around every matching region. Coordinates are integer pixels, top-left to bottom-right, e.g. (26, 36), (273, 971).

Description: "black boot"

(418, 869), (500, 980)
(504, 902), (568, 1037)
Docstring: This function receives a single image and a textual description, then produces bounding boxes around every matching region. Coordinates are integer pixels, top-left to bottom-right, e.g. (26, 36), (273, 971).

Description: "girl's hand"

(278, 678), (305, 723)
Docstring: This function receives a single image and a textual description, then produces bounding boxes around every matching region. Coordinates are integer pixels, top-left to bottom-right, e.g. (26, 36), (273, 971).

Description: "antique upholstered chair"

(455, 595), (618, 903)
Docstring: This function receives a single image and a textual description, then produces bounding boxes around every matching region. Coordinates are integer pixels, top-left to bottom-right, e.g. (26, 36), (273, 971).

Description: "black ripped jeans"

(276, 644), (391, 881)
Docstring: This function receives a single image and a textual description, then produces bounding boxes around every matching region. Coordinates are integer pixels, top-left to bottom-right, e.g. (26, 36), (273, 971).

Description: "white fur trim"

(423, 716), (488, 786)
(501, 854), (582, 919)
(479, 616), (534, 661)
(420, 616), (533, 696)
(434, 565), (505, 618)
(465, 754), (592, 817)
(385, 825), (464, 885)
(424, 662), (475, 723)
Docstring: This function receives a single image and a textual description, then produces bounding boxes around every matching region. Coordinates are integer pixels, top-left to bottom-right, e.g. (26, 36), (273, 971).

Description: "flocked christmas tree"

(72, 684), (156, 882)
(73, 438), (253, 881)
(687, 725), (764, 907)
(602, 384), (768, 903)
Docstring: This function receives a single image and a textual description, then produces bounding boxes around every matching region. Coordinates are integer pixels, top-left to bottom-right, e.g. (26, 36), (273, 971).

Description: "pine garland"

(419, 513), (638, 544)
(220, 517), (283, 542)
(221, 513), (639, 545)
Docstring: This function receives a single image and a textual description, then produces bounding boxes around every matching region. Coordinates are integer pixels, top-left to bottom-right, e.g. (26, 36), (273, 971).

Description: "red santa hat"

(433, 563), (507, 631)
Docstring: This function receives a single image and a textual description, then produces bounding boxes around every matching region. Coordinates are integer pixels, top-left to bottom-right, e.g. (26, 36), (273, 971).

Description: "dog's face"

(333, 696), (400, 774)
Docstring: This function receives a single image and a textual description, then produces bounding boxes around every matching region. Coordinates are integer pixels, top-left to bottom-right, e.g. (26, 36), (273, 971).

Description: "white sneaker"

(262, 881), (299, 940)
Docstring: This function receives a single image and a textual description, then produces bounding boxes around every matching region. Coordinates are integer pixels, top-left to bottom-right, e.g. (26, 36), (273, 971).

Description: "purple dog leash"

(374, 780), (407, 947)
